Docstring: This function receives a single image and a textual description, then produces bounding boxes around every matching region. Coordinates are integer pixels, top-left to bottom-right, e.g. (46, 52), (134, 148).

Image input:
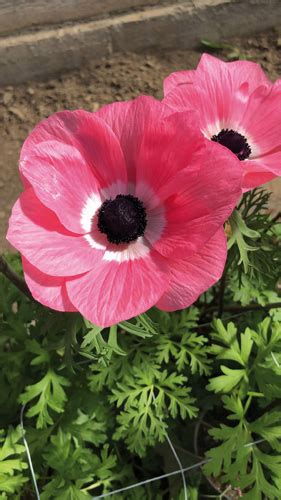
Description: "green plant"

(0, 189), (281, 498)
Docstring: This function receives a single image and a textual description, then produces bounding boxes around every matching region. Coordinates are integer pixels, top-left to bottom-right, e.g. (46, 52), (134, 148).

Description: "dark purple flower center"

(211, 128), (251, 160)
(97, 194), (147, 244)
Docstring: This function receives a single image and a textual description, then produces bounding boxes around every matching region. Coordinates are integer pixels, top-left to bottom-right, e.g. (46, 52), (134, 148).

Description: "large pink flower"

(163, 53), (281, 190)
(7, 96), (242, 326)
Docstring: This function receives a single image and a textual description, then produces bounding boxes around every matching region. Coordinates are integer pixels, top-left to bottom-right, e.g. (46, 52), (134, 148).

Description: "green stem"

(81, 480), (102, 492)
(207, 301), (281, 315)
(0, 255), (32, 299)
(218, 268), (227, 317)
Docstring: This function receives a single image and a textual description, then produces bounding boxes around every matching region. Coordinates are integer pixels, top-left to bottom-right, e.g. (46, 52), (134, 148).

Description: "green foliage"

(203, 395), (281, 499)
(204, 318), (281, 498)
(111, 366), (197, 455)
(228, 189), (281, 289)
(0, 187), (281, 498)
(200, 39), (251, 60)
(228, 209), (260, 273)
(20, 370), (70, 428)
(153, 309), (211, 376)
(0, 427), (28, 497)
(41, 430), (119, 499)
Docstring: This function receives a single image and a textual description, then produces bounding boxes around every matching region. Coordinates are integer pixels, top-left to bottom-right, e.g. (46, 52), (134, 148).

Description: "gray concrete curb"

(1, 0), (280, 85)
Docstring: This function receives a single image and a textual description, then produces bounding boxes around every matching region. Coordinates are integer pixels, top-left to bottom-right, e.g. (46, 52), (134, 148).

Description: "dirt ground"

(1, 29), (281, 252)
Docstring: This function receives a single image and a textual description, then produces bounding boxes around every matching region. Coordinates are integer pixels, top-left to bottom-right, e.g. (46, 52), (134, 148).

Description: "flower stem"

(0, 255), (32, 299)
(208, 301), (281, 315)
(218, 268), (227, 317)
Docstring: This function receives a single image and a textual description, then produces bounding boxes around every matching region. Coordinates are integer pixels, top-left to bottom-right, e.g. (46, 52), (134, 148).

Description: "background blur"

(1, 0), (281, 251)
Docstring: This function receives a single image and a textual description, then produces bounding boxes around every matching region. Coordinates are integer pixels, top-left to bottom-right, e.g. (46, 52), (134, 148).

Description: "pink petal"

(20, 143), (101, 234)
(20, 111), (127, 231)
(163, 83), (280, 191)
(188, 54), (234, 129)
(96, 96), (190, 185)
(164, 55), (269, 101)
(163, 54), (279, 190)
(241, 85), (281, 157)
(163, 69), (196, 95)
(87, 96), (204, 209)
(96, 97), (166, 184)
(197, 54), (270, 92)
(242, 158), (278, 190)
(66, 251), (169, 327)
(147, 141), (242, 258)
(224, 58), (270, 90)
(163, 83), (226, 139)
(7, 188), (103, 276)
(156, 228), (226, 311)
(163, 54), (272, 138)
(95, 101), (133, 176)
(243, 170), (276, 191)
(135, 110), (204, 201)
(22, 258), (77, 312)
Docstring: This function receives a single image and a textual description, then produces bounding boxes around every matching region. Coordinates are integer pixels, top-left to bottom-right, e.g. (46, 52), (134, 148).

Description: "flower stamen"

(211, 129), (251, 160)
(97, 194), (147, 244)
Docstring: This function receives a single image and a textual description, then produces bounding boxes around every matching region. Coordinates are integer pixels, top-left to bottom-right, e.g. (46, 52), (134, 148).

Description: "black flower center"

(97, 194), (147, 244)
(211, 128), (251, 160)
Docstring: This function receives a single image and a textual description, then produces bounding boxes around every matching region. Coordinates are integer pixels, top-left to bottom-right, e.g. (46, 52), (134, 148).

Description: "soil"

(1, 28), (281, 252)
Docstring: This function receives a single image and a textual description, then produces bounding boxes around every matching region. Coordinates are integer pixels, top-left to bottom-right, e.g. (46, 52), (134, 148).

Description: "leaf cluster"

(0, 187), (281, 498)
(204, 318), (281, 498)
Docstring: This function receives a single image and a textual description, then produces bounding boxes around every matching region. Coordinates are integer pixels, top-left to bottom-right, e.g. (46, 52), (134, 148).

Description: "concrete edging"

(1, 0), (280, 85)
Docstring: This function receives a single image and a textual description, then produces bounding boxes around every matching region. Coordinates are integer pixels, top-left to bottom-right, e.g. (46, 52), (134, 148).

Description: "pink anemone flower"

(163, 53), (281, 190)
(7, 96), (242, 327)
